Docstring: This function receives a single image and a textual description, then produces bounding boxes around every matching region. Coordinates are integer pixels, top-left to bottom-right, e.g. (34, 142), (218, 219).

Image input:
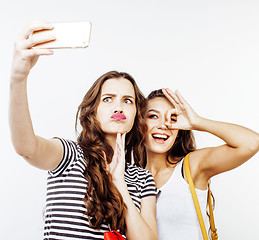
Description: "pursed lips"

(111, 113), (126, 120)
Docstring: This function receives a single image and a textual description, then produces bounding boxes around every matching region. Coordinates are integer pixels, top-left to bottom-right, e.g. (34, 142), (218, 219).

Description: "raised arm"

(108, 133), (158, 240)
(163, 88), (259, 185)
(9, 20), (63, 170)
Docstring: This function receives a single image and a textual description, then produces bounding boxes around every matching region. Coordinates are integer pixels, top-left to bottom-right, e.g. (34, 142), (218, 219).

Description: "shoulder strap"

(207, 183), (218, 240)
(184, 153), (218, 240)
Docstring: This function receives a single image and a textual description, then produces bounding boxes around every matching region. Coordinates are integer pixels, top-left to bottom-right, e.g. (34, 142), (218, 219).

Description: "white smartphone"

(33, 21), (92, 49)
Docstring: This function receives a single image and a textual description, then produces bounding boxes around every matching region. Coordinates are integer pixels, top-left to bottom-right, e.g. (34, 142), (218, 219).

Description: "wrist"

(113, 178), (127, 189)
(192, 116), (209, 131)
(10, 70), (29, 85)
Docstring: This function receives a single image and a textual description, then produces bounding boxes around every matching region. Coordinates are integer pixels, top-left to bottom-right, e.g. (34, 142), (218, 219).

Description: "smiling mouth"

(152, 134), (169, 143)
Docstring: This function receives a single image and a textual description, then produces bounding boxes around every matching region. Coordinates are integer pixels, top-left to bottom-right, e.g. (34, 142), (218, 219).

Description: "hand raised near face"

(107, 133), (126, 183)
(11, 20), (56, 81)
(162, 88), (200, 130)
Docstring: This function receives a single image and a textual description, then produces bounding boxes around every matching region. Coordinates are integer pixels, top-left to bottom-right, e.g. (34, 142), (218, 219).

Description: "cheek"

(96, 104), (108, 122)
(145, 120), (155, 131)
(96, 105), (102, 121)
(128, 107), (137, 124)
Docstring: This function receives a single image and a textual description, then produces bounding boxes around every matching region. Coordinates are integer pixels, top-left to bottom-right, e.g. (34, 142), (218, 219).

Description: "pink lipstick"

(111, 113), (126, 120)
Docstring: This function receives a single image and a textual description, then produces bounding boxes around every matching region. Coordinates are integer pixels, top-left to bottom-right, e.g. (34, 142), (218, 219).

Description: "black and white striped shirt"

(44, 138), (158, 240)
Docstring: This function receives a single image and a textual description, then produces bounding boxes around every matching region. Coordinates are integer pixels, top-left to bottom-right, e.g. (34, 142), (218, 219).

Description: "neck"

(105, 134), (117, 150)
(145, 150), (169, 176)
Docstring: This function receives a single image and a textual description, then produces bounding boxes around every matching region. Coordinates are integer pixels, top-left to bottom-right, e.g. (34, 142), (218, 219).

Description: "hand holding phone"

(32, 21), (92, 49)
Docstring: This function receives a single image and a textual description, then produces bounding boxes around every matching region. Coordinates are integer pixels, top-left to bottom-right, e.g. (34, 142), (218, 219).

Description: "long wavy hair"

(142, 89), (215, 237)
(141, 89), (196, 167)
(75, 71), (146, 233)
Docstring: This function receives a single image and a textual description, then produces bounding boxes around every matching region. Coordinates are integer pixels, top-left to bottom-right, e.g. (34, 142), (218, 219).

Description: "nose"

(114, 109), (123, 113)
(157, 117), (167, 130)
(158, 124), (167, 130)
(113, 100), (123, 114)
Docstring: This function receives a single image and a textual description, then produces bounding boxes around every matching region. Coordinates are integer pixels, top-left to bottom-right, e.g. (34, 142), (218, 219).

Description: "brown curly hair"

(141, 89), (196, 168)
(75, 71), (146, 233)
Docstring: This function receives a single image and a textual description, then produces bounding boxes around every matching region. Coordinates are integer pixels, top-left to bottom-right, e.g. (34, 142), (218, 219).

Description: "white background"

(0, 1), (258, 239)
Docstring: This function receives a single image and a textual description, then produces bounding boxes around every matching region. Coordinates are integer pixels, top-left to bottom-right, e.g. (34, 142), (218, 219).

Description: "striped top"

(44, 138), (158, 240)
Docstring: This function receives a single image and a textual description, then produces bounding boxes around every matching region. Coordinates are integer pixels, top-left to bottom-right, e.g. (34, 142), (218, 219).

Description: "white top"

(156, 158), (209, 240)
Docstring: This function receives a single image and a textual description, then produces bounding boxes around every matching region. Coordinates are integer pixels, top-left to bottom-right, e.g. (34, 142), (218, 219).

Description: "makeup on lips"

(111, 113), (127, 120)
(152, 133), (169, 144)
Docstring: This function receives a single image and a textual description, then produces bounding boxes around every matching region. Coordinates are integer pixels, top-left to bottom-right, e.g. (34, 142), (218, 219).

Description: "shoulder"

(125, 164), (155, 188)
(48, 138), (85, 177)
(54, 137), (84, 155)
(126, 163), (153, 179)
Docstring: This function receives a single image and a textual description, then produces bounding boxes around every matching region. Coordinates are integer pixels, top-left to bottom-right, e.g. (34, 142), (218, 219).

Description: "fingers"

(121, 133), (126, 149)
(25, 48), (54, 58)
(163, 88), (188, 111)
(22, 20), (54, 40)
(16, 20), (56, 54)
(26, 31), (56, 49)
(175, 90), (189, 107)
(165, 109), (179, 129)
(162, 88), (179, 109)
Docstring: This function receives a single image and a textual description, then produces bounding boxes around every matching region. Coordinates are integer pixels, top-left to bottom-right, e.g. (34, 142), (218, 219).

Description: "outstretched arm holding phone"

(9, 20), (63, 170)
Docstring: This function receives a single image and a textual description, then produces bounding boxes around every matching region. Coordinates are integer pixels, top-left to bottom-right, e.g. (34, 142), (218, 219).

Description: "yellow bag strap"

(207, 184), (218, 240)
(184, 153), (218, 240)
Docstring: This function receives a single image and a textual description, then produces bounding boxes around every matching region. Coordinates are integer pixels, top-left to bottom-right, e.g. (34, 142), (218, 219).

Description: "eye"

(148, 114), (158, 119)
(103, 97), (112, 103)
(171, 114), (177, 122)
(124, 99), (133, 104)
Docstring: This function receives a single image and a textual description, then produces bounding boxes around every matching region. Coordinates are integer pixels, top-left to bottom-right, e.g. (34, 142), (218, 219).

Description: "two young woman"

(9, 21), (158, 240)
(10, 21), (259, 240)
(142, 88), (259, 239)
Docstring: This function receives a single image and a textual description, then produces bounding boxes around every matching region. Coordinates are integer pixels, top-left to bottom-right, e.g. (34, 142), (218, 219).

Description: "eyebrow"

(147, 109), (160, 113)
(101, 93), (135, 99)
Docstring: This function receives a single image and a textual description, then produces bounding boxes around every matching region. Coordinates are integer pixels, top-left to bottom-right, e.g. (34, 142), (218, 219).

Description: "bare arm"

(109, 134), (158, 240)
(9, 20), (63, 170)
(163, 89), (259, 186)
(190, 117), (259, 180)
(115, 182), (158, 240)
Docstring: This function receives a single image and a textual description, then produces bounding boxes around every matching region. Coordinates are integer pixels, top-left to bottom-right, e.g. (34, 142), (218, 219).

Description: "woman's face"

(144, 97), (179, 154)
(96, 78), (136, 135)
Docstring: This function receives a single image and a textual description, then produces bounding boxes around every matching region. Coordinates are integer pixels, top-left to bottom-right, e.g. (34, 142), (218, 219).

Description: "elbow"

(144, 231), (158, 240)
(12, 140), (37, 159)
(127, 230), (157, 240)
(253, 134), (259, 154)
(151, 234), (158, 240)
(243, 133), (259, 157)
(14, 146), (34, 159)
(249, 134), (259, 155)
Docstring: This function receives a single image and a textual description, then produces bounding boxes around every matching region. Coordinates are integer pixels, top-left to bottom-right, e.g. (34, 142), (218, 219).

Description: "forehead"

(147, 97), (175, 112)
(101, 78), (135, 96)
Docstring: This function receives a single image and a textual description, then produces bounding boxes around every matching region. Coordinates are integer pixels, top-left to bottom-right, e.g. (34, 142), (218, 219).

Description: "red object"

(104, 230), (125, 240)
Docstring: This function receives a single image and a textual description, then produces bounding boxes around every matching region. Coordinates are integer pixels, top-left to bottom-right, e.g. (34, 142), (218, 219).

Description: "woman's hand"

(11, 20), (55, 82)
(107, 133), (126, 183)
(162, 88), (201, 130)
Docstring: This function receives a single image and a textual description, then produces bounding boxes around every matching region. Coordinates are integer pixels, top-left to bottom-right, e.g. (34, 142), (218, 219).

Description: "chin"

(105, 127), (131, 134)
(146, 143), (172, 154)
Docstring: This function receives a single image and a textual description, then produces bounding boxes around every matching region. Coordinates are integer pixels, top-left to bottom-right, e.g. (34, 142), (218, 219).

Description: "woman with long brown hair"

(9, 20), (158, 240)
(141, 88), (259, 240)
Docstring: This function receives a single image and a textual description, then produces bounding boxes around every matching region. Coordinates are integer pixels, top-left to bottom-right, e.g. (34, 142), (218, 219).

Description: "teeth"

(152, 134), (168, 139)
